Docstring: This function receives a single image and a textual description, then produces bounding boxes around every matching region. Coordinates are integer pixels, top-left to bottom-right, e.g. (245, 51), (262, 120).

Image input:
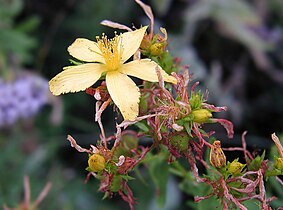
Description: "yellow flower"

(49, 26), (177, 120)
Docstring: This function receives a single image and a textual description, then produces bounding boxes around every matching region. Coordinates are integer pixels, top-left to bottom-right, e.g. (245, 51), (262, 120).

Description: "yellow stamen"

(96, 33), (123, 71)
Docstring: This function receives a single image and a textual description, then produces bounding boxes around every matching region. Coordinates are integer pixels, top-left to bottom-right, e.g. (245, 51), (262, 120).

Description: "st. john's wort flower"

(49, 27), (177, 120)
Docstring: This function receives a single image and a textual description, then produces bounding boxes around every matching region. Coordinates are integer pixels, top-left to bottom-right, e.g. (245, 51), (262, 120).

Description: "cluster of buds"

(67, 133), (149, 210)
(195, 132), (283, 210)
(139, 70), (234, 164)
(140, 27), (168, 57)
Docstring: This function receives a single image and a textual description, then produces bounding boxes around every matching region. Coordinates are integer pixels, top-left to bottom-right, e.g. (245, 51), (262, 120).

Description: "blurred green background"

(0, 0), (283, 209)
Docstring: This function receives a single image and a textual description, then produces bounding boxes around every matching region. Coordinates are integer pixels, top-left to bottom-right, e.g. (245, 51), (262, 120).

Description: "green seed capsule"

(170, 132), (190, 151)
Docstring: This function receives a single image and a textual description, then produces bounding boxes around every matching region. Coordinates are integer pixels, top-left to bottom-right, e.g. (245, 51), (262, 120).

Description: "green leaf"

(0, 28), (36, 62)
(135, 121), (150, 133)
(16, 16), (40, 33)
(102, 192), (110, 200)
(148, 152), (169, 208)
(110, 175), (122, 192)
(184, 122), (193, 137)
(121, 174), (135, 181)
(134, 167), (149, 186)
(69, 59), (84, 65)
(0, 0), (23, 19)
(190, 90), (205, 110)
(266, 169), (283, 177)
(248, 150), (265, 171)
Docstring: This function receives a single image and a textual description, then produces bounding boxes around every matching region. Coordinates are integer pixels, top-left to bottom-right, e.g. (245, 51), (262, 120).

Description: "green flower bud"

(170, 132), (190, 151)
(228, 159), (245, 174)
(192, 109), (212, 123)
(275, 157), (283, 170)
(139, 93), (149, 115)
(88, 154), (106, 172)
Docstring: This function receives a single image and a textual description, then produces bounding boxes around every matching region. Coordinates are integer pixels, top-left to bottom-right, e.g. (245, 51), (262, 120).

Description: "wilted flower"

(271, 133), (283, 171)
(210, 140), (226, 168)
(49, 27), (176, 120)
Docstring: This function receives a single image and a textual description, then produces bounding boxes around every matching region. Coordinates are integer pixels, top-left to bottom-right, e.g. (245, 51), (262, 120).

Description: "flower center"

(96, 33), (122, 71)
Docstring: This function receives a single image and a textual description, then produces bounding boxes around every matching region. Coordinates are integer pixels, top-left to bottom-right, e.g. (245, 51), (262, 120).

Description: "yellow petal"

(119, 59), (177, 84)
(120, 26), (148, 63)
(106, 71), (140, 120)
(68, 38), (105, 63)
(49, 63), (106, 95)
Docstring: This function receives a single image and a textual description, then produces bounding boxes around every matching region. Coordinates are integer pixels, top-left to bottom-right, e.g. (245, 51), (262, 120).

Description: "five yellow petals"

(49, 26), (177, 120)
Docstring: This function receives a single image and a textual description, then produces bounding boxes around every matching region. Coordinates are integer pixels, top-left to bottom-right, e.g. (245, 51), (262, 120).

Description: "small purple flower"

(0, 74), (50, 128)
(5, 107), (18, 125)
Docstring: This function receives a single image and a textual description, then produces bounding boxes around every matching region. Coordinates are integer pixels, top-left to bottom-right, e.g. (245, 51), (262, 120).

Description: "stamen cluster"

(96, 34), (122, 71)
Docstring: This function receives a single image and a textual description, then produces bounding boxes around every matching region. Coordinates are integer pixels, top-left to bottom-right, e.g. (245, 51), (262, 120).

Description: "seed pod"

(210, 140), (226, 168)
(149, 42), (165, 56)
(88, 154), (106, 172)
(228, 159), (245, 174)
(192, 109), (212, 123)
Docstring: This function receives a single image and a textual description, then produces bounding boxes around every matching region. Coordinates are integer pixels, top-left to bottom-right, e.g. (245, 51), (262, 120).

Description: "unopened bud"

(210, 140), (226, 168)
(88, 154), (106, 172)
(192, 109), (212, 123)
(228, 159), (245, 174)
(275, 157), (283, 170)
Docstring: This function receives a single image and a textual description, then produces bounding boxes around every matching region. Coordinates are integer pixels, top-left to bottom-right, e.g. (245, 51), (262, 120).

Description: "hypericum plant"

(49, 1), (283, 209)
